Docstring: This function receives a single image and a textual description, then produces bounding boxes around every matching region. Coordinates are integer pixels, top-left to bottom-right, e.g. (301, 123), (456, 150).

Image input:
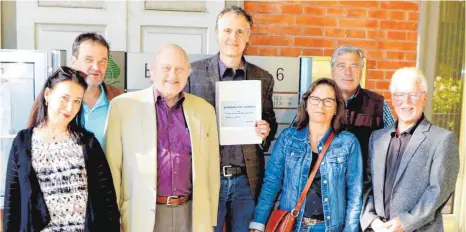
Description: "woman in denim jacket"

(250, 78), (362, 232)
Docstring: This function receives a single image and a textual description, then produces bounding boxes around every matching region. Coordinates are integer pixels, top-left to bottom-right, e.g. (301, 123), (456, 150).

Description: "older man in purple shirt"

(154, 89), (192, 196)
(105, 44), (220, 232)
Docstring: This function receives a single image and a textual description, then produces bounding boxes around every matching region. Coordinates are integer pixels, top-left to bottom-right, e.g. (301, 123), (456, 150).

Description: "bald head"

(149, 44), (190, 71)
(149, 44), (191, 100)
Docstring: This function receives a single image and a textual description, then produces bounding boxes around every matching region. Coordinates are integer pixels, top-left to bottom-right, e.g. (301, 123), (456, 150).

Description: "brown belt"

(156, 195), (189, 206)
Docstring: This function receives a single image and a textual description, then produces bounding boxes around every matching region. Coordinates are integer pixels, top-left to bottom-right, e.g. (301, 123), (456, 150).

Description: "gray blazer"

(360, 118), (459, 232)
(185, 54), (278, 199)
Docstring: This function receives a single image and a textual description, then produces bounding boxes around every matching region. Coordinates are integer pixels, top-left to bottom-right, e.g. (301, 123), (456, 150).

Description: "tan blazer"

(104, 86), (220, 232)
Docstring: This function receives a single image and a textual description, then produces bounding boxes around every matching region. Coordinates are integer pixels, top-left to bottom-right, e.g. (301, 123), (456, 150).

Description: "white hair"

(389, 67), (428, 93)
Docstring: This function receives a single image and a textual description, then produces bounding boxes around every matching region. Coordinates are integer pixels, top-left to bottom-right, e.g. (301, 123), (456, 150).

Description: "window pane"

(431, 0), (465, 214)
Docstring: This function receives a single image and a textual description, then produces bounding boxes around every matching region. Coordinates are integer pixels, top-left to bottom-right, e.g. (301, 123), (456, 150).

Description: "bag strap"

(290, 131), (335, 217)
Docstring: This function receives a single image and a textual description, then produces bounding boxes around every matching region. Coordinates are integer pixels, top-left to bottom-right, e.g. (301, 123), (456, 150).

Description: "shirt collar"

(346, 85), (361, 103)
(84, 84), (109, 111)
(393, 113), (425, 136)
(217, 53), (247, 79)
(152, 85), (185, 108)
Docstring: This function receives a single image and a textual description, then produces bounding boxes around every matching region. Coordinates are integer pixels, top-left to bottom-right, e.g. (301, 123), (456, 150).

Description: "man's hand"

(255, 120), (270, 141)
(370, 218), (388, 232)
(384, 217), (404, 232)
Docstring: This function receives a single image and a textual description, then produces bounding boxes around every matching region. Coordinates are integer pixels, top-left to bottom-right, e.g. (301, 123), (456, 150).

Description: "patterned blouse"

(31, 132), (88, 232)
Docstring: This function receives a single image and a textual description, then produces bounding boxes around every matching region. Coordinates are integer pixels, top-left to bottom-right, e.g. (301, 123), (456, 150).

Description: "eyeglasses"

(308, 96), (336, 107)
(335, 63), (361, 71)
(392, 92), (425, 103)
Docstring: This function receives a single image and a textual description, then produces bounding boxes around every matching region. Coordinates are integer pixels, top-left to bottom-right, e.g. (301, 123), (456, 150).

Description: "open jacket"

(104, 87), (220, 232)
(2, 128), (120, 232)
(251, 127), (363, 232)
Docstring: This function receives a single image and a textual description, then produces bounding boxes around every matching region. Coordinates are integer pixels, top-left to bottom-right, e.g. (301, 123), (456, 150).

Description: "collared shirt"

(153, 87), (192, 196)
(82, 84), (109, 146)
(383, 114), (424, 219)
(346, 87), (396, 128)
(218, 56), (248, 167)
(304, 128), (332, 219)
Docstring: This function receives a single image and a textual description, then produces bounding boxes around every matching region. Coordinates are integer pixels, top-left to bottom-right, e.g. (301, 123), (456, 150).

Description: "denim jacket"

(250, 127), (363, 232)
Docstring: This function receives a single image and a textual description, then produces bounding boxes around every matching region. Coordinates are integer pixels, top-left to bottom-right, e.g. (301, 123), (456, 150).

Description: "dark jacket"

(186, 54), (278, 199)
(3, 128), (120, 232)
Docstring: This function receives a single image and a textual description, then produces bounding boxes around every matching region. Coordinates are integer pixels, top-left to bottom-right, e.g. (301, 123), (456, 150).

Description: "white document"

(216, 80), (262, 145)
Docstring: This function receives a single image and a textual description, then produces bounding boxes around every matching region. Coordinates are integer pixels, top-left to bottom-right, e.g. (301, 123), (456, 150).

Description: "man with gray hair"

(361, 67), (459, 231)
(186, 6), (277, 232)
(105, 44), (220, 232)
(331, 45), (395, 184)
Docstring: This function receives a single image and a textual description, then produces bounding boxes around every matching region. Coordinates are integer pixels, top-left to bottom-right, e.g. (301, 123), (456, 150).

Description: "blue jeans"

(214, 175), (255, 232)
(300, 222), (325, 232)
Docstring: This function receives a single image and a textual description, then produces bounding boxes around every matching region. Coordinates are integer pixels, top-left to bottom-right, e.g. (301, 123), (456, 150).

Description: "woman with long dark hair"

(2, 66), (119, 231)
(250, 78), (363, 232)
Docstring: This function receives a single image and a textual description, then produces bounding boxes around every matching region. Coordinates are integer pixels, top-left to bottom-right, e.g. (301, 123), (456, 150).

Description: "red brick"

(340, 1), (378, 8)
(408, 12), (419, 21)
(368, 9), (387, 19)
(304, 6), (325, 15)
(282, 4), (302, 14)
(244, 45), (259, 55)
(338, 39), (378, 49)
(385, 70), (395, 79)
(382, 91), (392, 100)
(378, 41), (417, 50)
(366, 80), (377, 90)
(251, 35), (293, 46)
(326, 7), (346, 16)
(407, 32), (418, 41)
(251, 24), (269, 35)
(386, 51), (405, 60)
(367, 70), (385, 79)
(376, 80), (390, 89)
(259, 3), (281, 13)
(387, 31), (407, 40)
(347, 29), (366, 38)
(381, 2), (419, 11)
(347, 9), (367, 18)
(387, 11), (406, 20)
(380, 20), (418, 30)
(244, 2), (259, 13)
(405, 52), (417, 61)
(259, 47), (279, 56)
(323, 48), (335, 56)
(366, 50), (383, 59)
(325, 28), (346, 37)
(303, 27), (323, 36)
(270, 25), (302, 36)
(339, 19), (377, 28)
(252, 14), (295, 24)
(295, 37), (334, 47)
(296, 16), (337, 26)
(378, 60), (416, 69)
(367, 30), (386, 39)
(302, 48), (323, 56)
(280, 48), (302, 57)
(366, 60), (377, 69)
(308, 1), (338, 6)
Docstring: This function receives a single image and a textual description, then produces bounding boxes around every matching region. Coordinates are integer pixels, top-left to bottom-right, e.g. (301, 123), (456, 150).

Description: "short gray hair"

(330, 45), (365, 68)
(148, 44), (191, 74)
(216, 6), (253, 34)
(390, 67), (428, 93)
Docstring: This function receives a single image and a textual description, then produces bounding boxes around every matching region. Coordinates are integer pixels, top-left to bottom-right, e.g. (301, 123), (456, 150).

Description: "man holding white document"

(186, 6), (277, 232)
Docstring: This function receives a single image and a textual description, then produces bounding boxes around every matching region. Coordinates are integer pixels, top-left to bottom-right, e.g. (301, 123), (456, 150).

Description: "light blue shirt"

(82, 85), (109, 147)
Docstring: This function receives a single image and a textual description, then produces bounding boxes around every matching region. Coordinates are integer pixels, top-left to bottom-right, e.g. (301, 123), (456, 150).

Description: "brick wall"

(244, 0), (420, 102)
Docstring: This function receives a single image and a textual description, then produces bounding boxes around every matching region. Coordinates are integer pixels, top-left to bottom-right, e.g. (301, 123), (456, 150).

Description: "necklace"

(48, 126), (68, 142)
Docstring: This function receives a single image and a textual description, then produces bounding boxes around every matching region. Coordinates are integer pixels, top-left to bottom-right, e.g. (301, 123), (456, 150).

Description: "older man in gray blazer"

(361, 67), (459, 232)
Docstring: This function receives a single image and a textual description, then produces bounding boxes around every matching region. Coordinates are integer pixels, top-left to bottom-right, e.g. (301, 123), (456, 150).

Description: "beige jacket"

(104, 87), (220, 232)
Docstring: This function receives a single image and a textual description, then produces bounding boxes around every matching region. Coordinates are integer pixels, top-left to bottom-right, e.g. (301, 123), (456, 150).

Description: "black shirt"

(384, 115), (424, 219)
(304, 151), (324, 219)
